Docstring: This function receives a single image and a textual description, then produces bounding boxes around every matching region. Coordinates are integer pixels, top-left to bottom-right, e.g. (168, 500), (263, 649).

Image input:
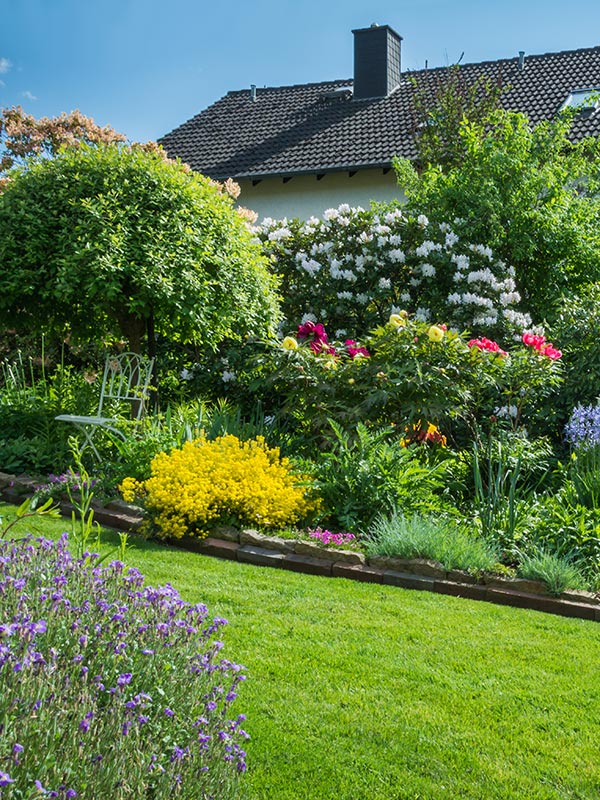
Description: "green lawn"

(2, 503), (600, 800)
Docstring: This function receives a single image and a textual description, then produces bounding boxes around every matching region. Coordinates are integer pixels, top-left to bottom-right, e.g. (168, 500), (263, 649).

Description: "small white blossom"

(400, 292), (411, 303)
(421, 263), (436, 278)
(417, 214), (429, 227)
(388, 249), (405, 264)
(324, 208), (339, 221)
(301, 258), (321, 275)
(268, 227), (292, 241)
(415, 307), (431, 321)
(378, 277), (391, 289)
(335, 329), (348, 338)
(222, 370), (237, 383)
(355, 293), (370, 305)
(301, 313), (317, 324)
(451, 254), (470, 270)
(336, 291), (353, 300)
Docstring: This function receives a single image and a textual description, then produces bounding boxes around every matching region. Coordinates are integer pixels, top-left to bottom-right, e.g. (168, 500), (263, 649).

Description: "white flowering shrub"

(256, 205), (531, 342)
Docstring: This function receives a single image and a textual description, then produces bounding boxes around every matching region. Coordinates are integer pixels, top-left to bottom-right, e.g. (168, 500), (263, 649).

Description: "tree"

(0, 106), (129, 189)
(395, 109), (600, 322)
(0, 142), (280, 353)
(408, 64), (506, 168)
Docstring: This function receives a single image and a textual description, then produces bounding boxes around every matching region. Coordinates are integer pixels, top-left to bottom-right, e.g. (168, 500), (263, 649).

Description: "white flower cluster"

(257, 204), (533, 340)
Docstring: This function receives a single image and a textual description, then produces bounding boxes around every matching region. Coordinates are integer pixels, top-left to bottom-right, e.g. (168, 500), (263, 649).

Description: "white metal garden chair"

(55, 352), (155, 460)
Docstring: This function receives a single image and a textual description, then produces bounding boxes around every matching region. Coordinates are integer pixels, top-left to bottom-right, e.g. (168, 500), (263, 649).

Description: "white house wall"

(237, 168), (405, 222)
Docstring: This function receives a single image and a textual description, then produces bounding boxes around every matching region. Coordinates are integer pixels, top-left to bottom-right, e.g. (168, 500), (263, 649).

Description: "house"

(159, 24), (600, 220)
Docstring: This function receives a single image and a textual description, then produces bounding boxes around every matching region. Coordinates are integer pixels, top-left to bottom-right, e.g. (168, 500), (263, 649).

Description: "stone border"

(1, 471), (598, 622)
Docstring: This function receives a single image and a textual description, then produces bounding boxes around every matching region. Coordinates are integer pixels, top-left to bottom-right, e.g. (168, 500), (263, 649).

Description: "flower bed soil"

(1, 471), (598, 622)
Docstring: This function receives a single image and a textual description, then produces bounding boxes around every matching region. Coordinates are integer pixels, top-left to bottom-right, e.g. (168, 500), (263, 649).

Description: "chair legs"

(69, 423), (103, 462)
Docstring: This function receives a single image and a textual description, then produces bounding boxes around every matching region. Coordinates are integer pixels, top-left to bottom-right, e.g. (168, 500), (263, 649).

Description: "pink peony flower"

(344, 339), (370, 359)
(468, 337), (507, 356)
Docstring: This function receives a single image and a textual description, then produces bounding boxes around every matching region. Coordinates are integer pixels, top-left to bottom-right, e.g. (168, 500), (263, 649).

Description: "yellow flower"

(389, 313), (407, 328)
(427, 325), (445, 343)
(136, 434), (318, 540)
(282, 336), (299, 350)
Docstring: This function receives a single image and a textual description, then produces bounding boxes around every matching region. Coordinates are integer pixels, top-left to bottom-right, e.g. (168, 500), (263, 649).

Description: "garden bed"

(2, 470), (598, 623)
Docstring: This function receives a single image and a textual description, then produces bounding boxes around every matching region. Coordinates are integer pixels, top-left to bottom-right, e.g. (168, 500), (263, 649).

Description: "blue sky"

(3, 0), (600, 143)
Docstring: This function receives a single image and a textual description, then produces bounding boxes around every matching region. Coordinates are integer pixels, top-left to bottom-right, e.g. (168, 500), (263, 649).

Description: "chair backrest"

(97, 353), (155, 421)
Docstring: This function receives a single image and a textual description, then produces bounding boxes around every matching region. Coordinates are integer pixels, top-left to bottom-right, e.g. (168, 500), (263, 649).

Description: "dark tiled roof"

(159, 45), (600, 180)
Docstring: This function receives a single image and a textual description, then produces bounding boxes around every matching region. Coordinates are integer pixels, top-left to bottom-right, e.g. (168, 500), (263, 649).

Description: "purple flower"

(565, 404), (600, 449)
(0, 771), (14, 787)
(116, 672), (132, 687)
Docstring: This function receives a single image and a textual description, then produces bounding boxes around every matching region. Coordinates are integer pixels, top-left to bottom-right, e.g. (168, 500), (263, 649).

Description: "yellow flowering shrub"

(120, 434), (318, 540)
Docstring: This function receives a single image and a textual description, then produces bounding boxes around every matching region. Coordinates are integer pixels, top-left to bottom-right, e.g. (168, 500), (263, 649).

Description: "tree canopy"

(395, 108), (600, 322)
(0, 142), (280, 352)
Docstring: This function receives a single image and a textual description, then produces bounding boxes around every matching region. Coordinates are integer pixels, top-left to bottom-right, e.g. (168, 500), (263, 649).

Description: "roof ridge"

(404, 42), (600, 76)
(227, 78), (353, 96)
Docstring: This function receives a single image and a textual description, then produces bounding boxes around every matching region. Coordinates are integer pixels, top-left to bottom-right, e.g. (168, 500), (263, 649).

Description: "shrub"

(261, 315), (563, 450)
(526, 491), (600, 585)
(297, 422), (451, 533)
(0, 351), (97, 473)
(0, 534), (248, 799)
(257, 205), (531, 342)
(365, 511), (498, 573)
(122, 434), (317, 539)
(0, 142), (280, 353)
(546, 287), (600, 433)
(395, 109), (600, 324)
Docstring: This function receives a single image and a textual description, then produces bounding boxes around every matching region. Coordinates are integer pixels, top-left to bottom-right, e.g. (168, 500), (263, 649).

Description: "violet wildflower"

(565, 404), (600, 450)
(0, 771), (14, 786)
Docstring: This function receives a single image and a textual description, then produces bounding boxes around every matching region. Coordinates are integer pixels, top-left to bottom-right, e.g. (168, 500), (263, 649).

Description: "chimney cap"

(351, 23), (403, 40)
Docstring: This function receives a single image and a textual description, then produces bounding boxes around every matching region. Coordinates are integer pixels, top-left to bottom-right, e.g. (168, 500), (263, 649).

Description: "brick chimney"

(352, 23), (402, 100)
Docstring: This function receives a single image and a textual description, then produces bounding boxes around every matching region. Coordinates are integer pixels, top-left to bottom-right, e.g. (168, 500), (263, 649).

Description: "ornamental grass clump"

(0, 534), (248, 799)
(122, 434), (317, 540)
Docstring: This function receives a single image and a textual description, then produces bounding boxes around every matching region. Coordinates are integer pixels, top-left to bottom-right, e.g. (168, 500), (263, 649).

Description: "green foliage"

(471, 437), (545, 558)
(395, 109), (600, 322)
(409, 64), (507, 168)
(260, 316), (562, 451)
(365, 511), (499, 573)
(298, 421), (448, 533)
(568, 445), (600, 510)
(0, 349), (97, 473)
(0, 143), (280, 352)
(517, 549), (588, 595)
(529, 490), (600, 584)
(546, 285), (600, 429)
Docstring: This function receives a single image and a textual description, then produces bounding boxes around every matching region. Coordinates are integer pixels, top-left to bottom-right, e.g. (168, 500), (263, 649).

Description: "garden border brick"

(1, 472), (599, 623)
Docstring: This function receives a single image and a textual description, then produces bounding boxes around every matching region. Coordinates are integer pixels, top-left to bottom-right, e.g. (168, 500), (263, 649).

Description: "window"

(560, 88), (600, 114)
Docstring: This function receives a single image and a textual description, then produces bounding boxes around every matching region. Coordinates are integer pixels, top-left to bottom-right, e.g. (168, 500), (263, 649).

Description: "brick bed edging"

(1, 471), (599, 622)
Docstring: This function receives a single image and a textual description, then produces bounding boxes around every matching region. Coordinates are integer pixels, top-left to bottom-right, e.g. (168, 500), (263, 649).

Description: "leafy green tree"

(0, 143), (280, 353)
(409, 65), (506, 168)
(395, 109), (600, 322)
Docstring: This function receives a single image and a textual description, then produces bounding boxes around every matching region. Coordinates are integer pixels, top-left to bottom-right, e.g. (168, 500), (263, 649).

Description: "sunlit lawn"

(2, 502), (599, 800)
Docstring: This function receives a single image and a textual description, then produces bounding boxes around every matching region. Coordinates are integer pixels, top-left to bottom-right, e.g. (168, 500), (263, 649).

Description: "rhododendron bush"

(256, 204), (531, 342)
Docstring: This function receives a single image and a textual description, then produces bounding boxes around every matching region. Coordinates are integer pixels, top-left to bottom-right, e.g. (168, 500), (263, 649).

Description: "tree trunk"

(147, 311), (158, 410)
